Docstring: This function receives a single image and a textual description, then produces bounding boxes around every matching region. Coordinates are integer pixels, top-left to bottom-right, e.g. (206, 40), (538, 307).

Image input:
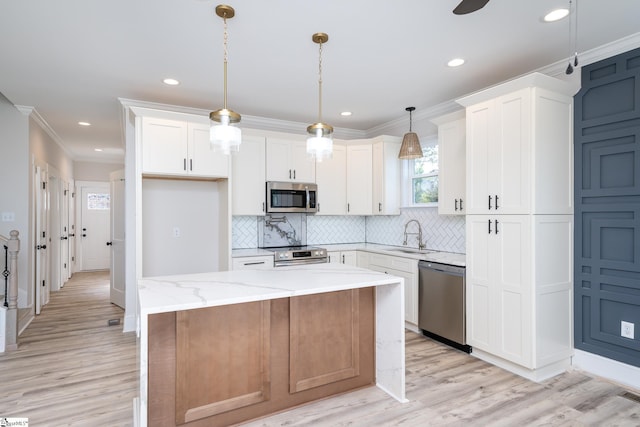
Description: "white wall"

(74, 161), (123, 182)
(141, 179), (222, 277)
(0, 93), (30, 307)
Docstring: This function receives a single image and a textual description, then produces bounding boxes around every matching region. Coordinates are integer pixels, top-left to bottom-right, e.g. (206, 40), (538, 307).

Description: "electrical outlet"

(172, 227), (181, 238)
(621, 321), (634, 339)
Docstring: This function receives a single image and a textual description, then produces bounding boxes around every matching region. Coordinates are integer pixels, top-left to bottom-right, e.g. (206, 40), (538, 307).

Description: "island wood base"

(148, 288), (375, 426)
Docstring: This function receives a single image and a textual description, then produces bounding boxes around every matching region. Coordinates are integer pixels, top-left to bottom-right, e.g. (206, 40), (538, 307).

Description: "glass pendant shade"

(307, 122), (333, 162)
(210, 111), (241, 155)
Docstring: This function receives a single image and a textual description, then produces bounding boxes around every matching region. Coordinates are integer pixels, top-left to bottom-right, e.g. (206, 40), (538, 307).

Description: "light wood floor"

(1, 271), (639, 426)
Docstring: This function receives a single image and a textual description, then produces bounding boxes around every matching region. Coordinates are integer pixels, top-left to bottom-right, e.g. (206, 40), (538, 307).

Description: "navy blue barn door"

(574, 47), (640, 367)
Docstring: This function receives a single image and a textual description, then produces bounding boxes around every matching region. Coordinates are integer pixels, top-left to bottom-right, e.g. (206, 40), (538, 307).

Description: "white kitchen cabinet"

(466, 214), (573, 375)
(266, 136), (315, 183)
(460, 77), (573, 215)
(432, 111), (466, 215)
(371, 136), (401, 215)
(367, 253), (418, 325)
(232, 135), (266, 215)
(232, 255), (274, 270)
(458, 73), (575, 380)
(141, 117), (229, 178)
(327, 250), (357, 266)
(315, 142), (346, 215)
(346, 142), (373, 215)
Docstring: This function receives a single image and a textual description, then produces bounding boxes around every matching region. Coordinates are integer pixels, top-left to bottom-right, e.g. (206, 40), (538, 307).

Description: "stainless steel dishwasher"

(418, 261), (471, 353)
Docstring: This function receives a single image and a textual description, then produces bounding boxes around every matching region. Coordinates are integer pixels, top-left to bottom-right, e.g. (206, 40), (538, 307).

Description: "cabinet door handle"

(378, 202), (382, 212)
(317, 203), (320, 213)
(293, 170), (296, 179)
(494, 219), (499, 234)
(289, 169), (292, 179)
(460, 199), (463, 211)
(262, 202), (265, 212)
(244, 261), (265, 266)
(342, 254), (345, 263)
(488, 219), (492, 234)
(190, 159), (193, 171)
(488, 195), (493, 210)
(183, 158), (187, 171)
(455, 199), (458, 211)
(347, 203), (350, 213)
(495, 195), (499, 210)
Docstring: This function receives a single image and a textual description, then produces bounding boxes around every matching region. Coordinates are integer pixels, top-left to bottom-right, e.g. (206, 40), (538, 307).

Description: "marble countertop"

(138, 262), (403, 316)
(231, 243), (466, 267)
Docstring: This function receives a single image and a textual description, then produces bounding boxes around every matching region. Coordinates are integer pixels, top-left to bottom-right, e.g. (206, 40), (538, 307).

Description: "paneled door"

(33, 164), (48, 315)
(109, 170), (125, 308)
(80, 183), (111, 271)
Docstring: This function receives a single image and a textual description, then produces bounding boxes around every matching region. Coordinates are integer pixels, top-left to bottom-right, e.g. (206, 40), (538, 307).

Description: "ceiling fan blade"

(453, 0), (490, 15)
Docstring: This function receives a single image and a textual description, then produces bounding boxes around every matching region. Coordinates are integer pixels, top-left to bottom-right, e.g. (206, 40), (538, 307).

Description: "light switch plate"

(1, 212), (15, 222)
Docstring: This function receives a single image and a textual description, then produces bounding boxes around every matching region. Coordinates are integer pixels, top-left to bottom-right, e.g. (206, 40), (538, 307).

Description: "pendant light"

(210, 4), (241, 154)
(398, 107), (423, 159)
(565, 0), (578, 75)
(307, 32), (333, 162)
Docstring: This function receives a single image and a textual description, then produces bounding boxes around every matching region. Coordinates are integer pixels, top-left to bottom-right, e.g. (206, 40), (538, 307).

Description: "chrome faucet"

(403, 219), (425, 250)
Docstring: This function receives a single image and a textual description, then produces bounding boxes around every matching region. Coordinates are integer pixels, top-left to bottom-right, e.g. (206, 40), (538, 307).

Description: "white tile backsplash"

(233, 207), (465, 253)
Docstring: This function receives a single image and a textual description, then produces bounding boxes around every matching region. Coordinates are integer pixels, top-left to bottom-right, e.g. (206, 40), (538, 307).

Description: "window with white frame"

(403, 137), (438, 206)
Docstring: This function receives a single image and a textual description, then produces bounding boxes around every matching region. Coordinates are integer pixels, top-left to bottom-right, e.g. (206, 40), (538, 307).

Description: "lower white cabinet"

(365, 253), (419, 325)
(327, 250), (357, 266)
(466, 214), (573, 377)
(231, 255), (274, 270)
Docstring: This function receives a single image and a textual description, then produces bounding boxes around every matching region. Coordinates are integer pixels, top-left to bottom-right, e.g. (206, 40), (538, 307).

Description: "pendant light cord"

(222, 13), (229, 110)
(317, 41), (323, 123)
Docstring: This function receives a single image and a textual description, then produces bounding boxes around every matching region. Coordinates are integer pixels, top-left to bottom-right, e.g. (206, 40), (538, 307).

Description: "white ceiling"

(2, 0), (640, 163)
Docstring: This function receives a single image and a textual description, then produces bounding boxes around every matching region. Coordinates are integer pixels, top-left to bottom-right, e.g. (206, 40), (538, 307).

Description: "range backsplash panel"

(258, 213), (306, 248)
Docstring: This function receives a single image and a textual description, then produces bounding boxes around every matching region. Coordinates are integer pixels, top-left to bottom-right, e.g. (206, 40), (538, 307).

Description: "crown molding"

(118, 98), (367, 140)
(365, 100), (461, 138)
(16, 104), (74, 159)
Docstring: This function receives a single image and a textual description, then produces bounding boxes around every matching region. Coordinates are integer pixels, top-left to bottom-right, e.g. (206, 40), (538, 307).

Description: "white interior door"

(48, 167), (60, 293)
(60, 180), (70, 287)
(110, 170), (125, 308)
(69, 181), (77, 275)
(34, 164), (48, 315)
(80, 184), (111, 271)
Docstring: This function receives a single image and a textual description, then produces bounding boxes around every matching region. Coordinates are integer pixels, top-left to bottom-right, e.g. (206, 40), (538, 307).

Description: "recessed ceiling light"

(341, 111), (352, 116)
(447, 58), (465, 67)
(544, 8), (569, 22)
(163, 78), (180, 85)
(94, 148), (103, 152)
(78, 121), (91, 126)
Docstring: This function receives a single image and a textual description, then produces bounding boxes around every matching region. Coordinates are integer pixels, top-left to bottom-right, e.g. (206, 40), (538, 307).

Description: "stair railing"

(1, 230), (20, 351)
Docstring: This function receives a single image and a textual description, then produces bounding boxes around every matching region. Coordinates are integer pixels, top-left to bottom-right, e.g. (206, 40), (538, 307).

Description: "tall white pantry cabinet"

(457, 73), (575, 381)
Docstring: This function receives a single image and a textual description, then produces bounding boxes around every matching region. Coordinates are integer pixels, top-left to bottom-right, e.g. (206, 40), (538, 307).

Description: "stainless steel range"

(268, 246), (328, 267)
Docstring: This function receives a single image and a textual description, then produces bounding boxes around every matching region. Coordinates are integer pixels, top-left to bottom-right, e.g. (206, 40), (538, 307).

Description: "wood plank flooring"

(1, 271), (639, 426)
(0, 271), (137, 426)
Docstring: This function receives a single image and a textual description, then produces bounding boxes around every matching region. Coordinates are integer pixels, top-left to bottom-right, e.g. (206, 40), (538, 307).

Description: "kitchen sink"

(386, 248), (434, 255)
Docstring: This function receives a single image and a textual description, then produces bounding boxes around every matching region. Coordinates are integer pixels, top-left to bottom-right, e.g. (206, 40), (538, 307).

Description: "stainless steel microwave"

(266, 181), (317, 213)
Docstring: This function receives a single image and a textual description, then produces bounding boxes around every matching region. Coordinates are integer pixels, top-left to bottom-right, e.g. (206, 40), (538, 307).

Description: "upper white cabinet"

(346, 141), (373, 215)
(459, 75), (573, 215)
(232, 134), (266, 216)
(141, 117), (229, 178)
(371, 136), (402, 215)
(315, 142), (347, 215)
(266, 136), (315, 183)
(432, 111), (466, 215)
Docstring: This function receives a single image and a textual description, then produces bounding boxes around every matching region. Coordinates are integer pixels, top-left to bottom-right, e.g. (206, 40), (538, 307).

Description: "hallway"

(0, 271), (137, 425)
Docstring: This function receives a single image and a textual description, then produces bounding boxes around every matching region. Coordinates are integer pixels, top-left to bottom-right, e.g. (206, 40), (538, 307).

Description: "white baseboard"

(123, 312), (137, 333)
(572, 349), (640, 392)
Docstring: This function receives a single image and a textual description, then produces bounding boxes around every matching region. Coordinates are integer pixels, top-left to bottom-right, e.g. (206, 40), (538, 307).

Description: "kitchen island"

(136, 263), (406, 427)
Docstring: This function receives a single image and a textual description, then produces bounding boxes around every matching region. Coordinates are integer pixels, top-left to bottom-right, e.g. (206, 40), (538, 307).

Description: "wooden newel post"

(7, 230), (20, 310)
